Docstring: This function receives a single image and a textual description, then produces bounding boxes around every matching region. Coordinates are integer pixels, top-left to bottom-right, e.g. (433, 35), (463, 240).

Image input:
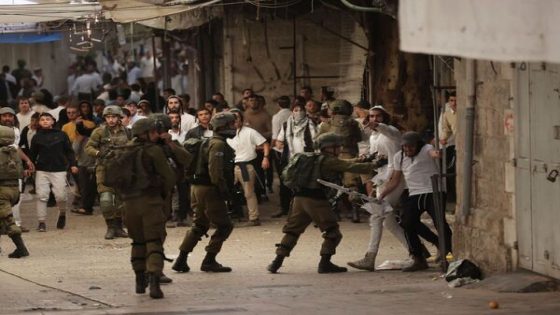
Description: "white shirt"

(72, 73), (102, 94)
(11, 127), (20, 149)
(4, 72), (16, 84)
(67, 74), (76, 95)
(48, 106), (65, 122)
(31, 104), (49, 114)
(16, 111), (35, 131)
(169, 129), (187, 143)
(130, 114), (146, 125)
(369, 124), (402, 184)
(227, 126), (266, 163)
(393, 144), (439, 196)
(140, 56), (159, 78)
(171, 74), (188, 95)
(181, 113), (196, 133)
(271, 108), (291, 141)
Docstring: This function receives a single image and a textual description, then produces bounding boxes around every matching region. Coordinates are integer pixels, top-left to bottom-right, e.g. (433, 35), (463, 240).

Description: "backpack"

(100, 142), (151, 194)
(0, 146), (23, 181)
(281, 152), (325, 192)
(183, 138), (210, 183)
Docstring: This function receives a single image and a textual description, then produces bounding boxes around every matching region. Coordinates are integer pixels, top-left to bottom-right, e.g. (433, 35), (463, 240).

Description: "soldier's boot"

(148, 273), (164, 299)
(267, 255), (285, 274)
(8, 234), (29, 258)
(135, 271), (148, 294)
(200, 252), (232, 272)
(113, 218), (128, 238)
(171, 251), (190, 273)
(104, 219), (116, 240)
(56, 212), (66, 229)
(347, 252), (376, 271)
(318, 255), (347, 274)
(402, 255), (429, 272)
(160, 273), (173, 284)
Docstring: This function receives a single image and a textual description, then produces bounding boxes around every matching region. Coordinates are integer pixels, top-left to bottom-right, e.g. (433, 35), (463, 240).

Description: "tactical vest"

(100, 125), (131, 150)
(0, 146), (24, 181)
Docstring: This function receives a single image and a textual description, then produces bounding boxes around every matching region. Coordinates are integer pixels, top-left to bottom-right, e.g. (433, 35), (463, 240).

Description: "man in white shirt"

(72, 64), (102, 101)
(127, 62), (142, 86)
(140, 51), (159, 82)
(171, 64), (189, 96)
(168, 112), (187, 143)
(165, 96), (195, 132)
(227, 109), (270, 226)
(16, 97), (35, 130)
(348, 106), (409, 271)
(379, 131), (452, 272)
(66, 66), (77, 96)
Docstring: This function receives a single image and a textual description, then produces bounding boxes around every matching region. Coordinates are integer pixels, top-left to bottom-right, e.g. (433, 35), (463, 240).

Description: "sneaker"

(37, 222), (46, 232)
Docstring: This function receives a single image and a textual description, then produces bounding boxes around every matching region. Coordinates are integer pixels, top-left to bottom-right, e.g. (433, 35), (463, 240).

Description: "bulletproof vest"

(323, 115), (360, 155)
(0, 146), (24, 181)
(100, 125), (131, 149)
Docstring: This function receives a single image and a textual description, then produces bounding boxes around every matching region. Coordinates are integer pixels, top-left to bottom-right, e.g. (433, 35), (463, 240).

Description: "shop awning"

(399, 0), (560, 62)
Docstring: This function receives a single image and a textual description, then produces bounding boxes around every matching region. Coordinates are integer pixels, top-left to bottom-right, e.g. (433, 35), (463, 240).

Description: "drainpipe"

(460, 59), (476, 224)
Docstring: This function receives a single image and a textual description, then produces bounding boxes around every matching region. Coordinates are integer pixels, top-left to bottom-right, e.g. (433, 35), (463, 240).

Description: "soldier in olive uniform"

(318, 99), (364, 223)
(124, 118), (177, 299)
(0, 126), (30, 258)
(85, 105), (131, 239)
(267, 133), (376, 274)
(172, 112), (237, 273)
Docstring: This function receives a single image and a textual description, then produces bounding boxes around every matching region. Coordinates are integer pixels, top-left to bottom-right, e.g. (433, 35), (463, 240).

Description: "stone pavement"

(1, 189), (560, 315)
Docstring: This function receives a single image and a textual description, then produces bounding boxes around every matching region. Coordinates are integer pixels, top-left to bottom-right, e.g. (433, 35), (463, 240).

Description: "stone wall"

(220, 7), (368, 108)
(454, 59), (516, 275)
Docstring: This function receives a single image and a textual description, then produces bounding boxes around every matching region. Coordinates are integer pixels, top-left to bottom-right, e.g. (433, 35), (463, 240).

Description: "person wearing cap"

(30, 112), (78, 232)
(267, 132), (378, 274)
(347, 105), (410, 271)
(173, 112), (237, 274)
(123, 117), (176, 299)
(85, 105), (131, 239)
(378, 131), (453, 271)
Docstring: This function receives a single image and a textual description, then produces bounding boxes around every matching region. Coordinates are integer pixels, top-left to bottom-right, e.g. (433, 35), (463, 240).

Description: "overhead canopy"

(0, 2), (102, 24)
(101, 0), (223, 30)
(399, 0), (560, 63)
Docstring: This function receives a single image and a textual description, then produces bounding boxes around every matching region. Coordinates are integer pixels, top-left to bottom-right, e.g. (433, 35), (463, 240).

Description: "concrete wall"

(220, 8), (367, 107)
(0, 40), (72, 96)
(454, 60), (517, 274)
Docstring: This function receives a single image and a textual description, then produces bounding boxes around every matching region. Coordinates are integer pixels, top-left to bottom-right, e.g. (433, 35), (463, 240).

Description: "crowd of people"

(0, 57), (457, 299)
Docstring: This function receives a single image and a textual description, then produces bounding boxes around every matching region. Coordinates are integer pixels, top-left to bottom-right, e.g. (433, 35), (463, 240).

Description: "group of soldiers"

(0, 95), (451, 300)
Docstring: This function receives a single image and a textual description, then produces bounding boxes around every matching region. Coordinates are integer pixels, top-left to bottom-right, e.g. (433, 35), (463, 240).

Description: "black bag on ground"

(445, 259), (483, 281)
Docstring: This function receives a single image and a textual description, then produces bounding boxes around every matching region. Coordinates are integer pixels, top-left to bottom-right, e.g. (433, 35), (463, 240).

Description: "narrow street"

(1, 191), (559, 315)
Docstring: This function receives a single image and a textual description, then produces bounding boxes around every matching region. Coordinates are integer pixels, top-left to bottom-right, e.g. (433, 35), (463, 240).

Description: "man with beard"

(85, 106), (131, 239)
(164, 95), (195, 132)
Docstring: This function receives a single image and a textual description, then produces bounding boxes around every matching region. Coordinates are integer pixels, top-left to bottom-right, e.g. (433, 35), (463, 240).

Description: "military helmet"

(329, 99), (353, 116)
(132, 117), (156, 136)
(150, 113), (172, 132)
(314, 132), (344, 150)
(102, 105), (123, 118)
(0, 125), (15, 146)
(401, 131), (423, 146)
(209, 112), (236, 130)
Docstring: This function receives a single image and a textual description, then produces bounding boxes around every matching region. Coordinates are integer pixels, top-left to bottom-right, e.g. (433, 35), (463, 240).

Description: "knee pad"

(214, 224), (233, 239)
(99, 192), (116, 210)
(322, 227), (342, 242)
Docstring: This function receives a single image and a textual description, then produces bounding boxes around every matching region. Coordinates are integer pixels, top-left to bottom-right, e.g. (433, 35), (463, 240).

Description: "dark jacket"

(185, 125), (209, 140)
(30, 128), (76, 172)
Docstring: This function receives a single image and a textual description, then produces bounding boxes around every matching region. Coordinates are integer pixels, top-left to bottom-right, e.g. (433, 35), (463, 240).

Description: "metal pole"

(431, 174), (449, 272)
(151, 35), (159, 111)
(292, 16), (297, 97)
(460, 59), (476, 223)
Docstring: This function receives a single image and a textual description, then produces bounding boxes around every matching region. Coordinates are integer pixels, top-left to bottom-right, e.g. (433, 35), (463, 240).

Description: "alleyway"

(1, 191), (559, 315)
